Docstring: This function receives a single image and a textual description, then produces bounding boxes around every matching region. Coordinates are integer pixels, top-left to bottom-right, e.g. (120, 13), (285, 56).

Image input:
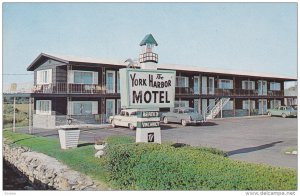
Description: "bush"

(105, 136), (297, 190)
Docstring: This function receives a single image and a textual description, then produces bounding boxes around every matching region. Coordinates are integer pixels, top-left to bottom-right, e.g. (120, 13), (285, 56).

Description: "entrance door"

(106, 99), (115, 118)
(258, 99), (267, 114)
(202, 76), (207, 95)
(208, 99), (215, 111)
(194, 76), (200, 94)
(194, 99), (200, 113)
(208, 77), (214, 95)
(106, 71), (116, 93)
(201, 99), (207, 117)
(258, 80), (267, 96)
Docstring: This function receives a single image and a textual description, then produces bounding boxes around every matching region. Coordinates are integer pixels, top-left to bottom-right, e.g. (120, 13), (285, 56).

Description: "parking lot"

(161, 117), (297, 169)
(24, 116), (297, 169)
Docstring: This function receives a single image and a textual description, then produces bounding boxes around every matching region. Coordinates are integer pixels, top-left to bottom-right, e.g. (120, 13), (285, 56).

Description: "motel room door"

(201, 99), (207, 117)
(258, 99), (267, 115)
(208, 77), (214, 95)
(194, 76), (200, 94)
(258, 80), (267, 96)
(106, 99), (115, 118)
(202, 76), (207, 95)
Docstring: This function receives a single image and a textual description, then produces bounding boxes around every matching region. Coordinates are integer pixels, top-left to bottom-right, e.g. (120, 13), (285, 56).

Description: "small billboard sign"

(120, 68), (176, 109)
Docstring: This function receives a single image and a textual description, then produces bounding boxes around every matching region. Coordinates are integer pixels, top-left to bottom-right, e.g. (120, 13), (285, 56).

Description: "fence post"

(13, 96), (16, 132)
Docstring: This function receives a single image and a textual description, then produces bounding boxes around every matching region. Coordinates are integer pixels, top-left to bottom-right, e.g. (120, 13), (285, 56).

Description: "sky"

(2, 3), (297, 85)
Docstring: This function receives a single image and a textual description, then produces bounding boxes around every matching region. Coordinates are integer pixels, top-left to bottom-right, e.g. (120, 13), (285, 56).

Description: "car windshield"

(183, 108), (195, 113)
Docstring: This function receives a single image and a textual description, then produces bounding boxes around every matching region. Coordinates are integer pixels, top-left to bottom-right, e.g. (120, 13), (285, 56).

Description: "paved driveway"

(21, 116), (297, 169)
(161, 117), (297, 169)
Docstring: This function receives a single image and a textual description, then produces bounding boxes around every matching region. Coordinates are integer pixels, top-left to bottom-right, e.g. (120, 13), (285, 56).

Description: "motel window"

(223, 100), (233, 110)
(117, 71), (120, 93)
(270, 100), (281, 109)
(36, 100), (51, 115)
(242, 100), (256, 110)
(175, 100), (189, 108)
(218, 79), (233, 89)
(117, 99), (121, 114)
(242, 81), (255, 90)
(73, 71), (98, 84)
(106, 71), (116, 93)
(72, 101), (98, 115)
(270, 82), (281, 91)
(176, 76), (188, 87)
(37, 69), (52, 84)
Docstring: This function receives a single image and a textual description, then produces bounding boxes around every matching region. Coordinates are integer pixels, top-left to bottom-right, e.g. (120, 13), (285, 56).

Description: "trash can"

(58, 125), (80, 149)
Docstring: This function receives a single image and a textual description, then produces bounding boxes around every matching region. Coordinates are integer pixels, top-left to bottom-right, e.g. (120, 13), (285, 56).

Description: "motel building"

(27, 34), (297, 129)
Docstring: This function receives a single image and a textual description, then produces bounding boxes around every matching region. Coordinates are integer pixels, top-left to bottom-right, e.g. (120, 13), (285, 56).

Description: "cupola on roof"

(139, 34), (158, 46)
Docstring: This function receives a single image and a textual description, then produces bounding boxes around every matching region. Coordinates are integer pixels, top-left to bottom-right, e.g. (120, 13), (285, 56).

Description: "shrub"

(105, 136), (297, 190)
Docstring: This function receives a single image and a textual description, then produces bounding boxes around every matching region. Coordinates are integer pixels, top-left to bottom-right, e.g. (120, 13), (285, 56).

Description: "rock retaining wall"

(3, 141), (109, 191)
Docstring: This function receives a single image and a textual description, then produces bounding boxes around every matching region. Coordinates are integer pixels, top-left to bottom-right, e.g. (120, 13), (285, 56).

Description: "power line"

(3, 73), (33, 75)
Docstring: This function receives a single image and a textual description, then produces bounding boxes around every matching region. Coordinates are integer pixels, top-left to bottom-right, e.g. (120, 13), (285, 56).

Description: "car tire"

(267, 112), (272, 117)
(111, 120), (116, 128)
(129, 123), (135, 130)
(181, 119), (187, 126)
(163, 117), (168, 124)
(282, 113), (287, 118)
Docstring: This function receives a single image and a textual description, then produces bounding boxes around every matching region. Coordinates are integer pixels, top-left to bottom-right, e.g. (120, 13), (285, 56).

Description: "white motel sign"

(120, 68), (176, 109)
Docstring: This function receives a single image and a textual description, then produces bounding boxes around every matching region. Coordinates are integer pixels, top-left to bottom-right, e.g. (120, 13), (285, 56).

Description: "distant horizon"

(3, 3), (297, 86)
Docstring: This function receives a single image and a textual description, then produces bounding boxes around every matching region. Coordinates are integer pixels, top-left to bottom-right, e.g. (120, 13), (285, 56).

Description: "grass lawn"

(3, 130), (110, 189)
(4, 130), (297, 190)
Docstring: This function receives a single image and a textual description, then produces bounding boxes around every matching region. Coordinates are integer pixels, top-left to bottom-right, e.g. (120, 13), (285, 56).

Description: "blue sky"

(3, 3), (297, 85)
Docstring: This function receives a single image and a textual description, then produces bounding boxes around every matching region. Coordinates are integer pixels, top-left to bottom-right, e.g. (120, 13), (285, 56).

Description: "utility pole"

(13, 96), (16, 132)
(29, 97), (32, 134)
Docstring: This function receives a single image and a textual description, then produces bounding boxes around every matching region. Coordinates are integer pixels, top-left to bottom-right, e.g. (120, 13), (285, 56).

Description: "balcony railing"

(176, 87), (284, 97)
(139, 52), (158, 63)
(33, 83), (285, 97)
(32, 83), (119, 94)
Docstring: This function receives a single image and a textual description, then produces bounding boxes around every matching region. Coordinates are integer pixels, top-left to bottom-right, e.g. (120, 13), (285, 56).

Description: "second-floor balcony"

(175, 87), (285, 97)
(32, 83), (119, 94)
(33, 83), (286, 97)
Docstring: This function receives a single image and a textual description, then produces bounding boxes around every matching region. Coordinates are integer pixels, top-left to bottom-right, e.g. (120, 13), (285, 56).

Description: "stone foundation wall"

(3, 141), (109, 191)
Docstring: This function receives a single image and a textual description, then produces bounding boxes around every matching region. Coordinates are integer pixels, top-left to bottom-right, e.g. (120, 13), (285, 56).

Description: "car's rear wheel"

(163, 117), (168, 124)
(181, 119), (187, 126)
(282, 113), (287, 118)
(267, 112), (272, 117)
(128, 123), (135, 130)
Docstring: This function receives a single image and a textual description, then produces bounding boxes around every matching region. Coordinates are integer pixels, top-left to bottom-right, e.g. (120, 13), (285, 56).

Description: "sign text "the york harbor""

(120, 69), (175, 108)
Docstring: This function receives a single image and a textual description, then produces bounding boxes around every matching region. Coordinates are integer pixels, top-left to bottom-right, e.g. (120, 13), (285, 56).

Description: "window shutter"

(48, 100), (52, 115)
(92, 101), (98, 114)
(242, 81), (246, 89)
(48, 69), (52, 84)
(93, 72), (98, 85)
(37, 71), (41, 84)
(36, 100), (40, 114)
(68, 101), (74, 115)
(251, 81), (255, 90)
(68, 70), (74, 83)
(229, 80), (233, 89)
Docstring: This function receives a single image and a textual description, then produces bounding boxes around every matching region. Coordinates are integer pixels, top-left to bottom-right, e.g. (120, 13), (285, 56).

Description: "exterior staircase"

(205, 97), (230, 121)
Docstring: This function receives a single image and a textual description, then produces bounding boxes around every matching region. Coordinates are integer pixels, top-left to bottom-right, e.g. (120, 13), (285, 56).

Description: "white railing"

(205, 97), (230, 120)
(32, 83), (119, 94)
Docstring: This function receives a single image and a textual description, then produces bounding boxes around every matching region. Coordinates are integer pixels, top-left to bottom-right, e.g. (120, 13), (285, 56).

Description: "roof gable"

(26, 53), (69, 71)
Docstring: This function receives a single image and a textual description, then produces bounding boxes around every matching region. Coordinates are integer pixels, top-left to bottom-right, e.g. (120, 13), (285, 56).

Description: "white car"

(109, 109), (138, 130)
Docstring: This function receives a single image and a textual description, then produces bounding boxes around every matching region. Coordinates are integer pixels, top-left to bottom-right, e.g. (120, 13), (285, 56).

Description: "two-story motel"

(27, 36), (297, 129)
